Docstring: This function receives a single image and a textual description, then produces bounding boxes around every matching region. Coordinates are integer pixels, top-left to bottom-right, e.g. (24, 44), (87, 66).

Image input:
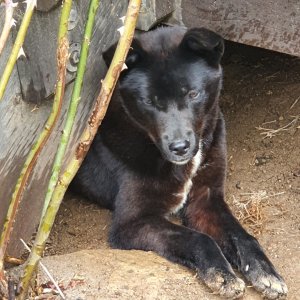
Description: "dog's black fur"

(72, 27), (287, 299)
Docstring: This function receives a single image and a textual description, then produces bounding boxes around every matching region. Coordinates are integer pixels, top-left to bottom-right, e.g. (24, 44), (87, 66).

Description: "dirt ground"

(41, 42), (300, 299)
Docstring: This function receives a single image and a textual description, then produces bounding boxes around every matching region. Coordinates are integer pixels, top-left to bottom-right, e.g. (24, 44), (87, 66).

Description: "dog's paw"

(230, 235), (288, 299)
(244, 266), (288, 299)
(203, 269), (245, 299)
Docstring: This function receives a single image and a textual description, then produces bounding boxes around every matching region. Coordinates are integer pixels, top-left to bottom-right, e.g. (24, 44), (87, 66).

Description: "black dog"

(72, 27), (287, 299)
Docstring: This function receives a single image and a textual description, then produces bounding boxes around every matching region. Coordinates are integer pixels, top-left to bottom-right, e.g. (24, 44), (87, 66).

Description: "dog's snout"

(168, 140), (190, 156)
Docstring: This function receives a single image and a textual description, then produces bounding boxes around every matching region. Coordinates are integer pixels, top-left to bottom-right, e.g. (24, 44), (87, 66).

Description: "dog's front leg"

(109, 186), (245, 299)
(184, 176), (288, 299)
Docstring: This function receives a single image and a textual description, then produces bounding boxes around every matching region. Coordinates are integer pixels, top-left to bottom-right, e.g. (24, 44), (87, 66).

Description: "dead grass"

(256, 115), (299, 139)
(232, 191), (285, 235)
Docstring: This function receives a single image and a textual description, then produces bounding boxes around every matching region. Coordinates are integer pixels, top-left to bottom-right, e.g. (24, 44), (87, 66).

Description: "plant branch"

(18, 0), (142, 298)
(20, 239), (65, 299)
(41, 0), (100, 220)
(0, 0), (36, 100)
(0, 0), (17, 56)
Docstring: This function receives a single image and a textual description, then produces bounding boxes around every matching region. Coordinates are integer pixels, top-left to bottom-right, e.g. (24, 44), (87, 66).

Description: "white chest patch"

(171, 146), (202, 214)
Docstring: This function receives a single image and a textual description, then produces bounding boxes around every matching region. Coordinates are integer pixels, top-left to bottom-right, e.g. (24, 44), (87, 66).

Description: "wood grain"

(181, 0), (300, 57)
(0, 0), (127, 256)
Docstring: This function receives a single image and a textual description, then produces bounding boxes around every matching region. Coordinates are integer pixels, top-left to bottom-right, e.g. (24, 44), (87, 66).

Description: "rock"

(40, 249), (260, 300)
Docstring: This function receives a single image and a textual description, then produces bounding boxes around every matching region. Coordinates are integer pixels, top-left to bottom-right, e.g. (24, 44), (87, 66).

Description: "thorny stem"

(0, 0), (17, 56)
(0, 0), (36, 100)
(18, 0), (142, 298)
(15, 0), (73, 295)
(0, 2), (38, 297)
(41, 0), (100, 220)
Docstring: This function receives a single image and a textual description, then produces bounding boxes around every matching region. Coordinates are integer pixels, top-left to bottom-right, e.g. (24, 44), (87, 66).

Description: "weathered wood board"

(177, 0), (300, 57)
(137, 0), (300, 57)
(0, 0), (127, 256)
(15, 1), (91, 103)
(137, 0), (175, 30)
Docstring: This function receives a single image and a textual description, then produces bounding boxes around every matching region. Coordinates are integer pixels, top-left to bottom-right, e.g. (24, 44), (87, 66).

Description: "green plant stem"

(41, 0), (100, 220)
(18, 0), (142, 298)
(0, 0), (36, 100)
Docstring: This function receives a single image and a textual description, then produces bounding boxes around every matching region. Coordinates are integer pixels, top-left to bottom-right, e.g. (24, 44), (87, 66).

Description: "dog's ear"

(102, 39), (145, 69)
(180, 28), (224, 66)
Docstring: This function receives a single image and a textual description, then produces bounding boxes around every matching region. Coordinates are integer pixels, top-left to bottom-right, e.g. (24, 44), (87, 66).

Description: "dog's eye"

(188, 90), (200, 99)
(143, 98), (153, 105)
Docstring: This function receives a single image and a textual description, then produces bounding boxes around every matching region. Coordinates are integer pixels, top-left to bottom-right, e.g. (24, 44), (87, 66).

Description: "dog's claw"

(203, 270), (245, 299)
(253, 274), (288, 299)
(232, 237), (288, 299)
(243, 261), (288, 299)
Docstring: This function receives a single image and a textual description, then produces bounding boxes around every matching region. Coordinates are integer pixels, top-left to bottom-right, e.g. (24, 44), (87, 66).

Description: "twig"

(256, 115), (299, 138)
(265, 71), (279, 80)
(0, 0), (17, 56)
(290, 95), (300, 110)
(0, 0), (37, 100)
(239, 191), (285, 199)
(20, 239), (65, 299)
(41, 0), (100, 220)
(261, 119), (276, 126)
(18, 0), (142, 298)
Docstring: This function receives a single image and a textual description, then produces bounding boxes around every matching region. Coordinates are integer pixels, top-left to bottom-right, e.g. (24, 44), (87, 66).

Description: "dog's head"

(103, 27), (224, 165)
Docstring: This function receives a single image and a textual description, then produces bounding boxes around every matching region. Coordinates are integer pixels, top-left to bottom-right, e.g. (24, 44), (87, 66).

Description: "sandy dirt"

(37, 42), (300, 299)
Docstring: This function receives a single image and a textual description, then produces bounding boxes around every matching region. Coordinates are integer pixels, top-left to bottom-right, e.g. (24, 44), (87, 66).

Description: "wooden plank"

(179, 0), (300, 57)
(37, 0), (60, 12)
(0, 9), (24, 256)
(15, 3), (75, 103)
(0, 0), (127, 256)
(137, 0), (175, 30)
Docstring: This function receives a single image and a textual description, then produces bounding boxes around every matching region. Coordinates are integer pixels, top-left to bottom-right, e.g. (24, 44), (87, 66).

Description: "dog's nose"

(169, 140), (190, 156)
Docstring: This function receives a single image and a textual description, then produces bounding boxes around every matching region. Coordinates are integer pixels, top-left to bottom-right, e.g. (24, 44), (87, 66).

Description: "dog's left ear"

(102, 39), (145, 69)
(180, 28), (224, 66)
